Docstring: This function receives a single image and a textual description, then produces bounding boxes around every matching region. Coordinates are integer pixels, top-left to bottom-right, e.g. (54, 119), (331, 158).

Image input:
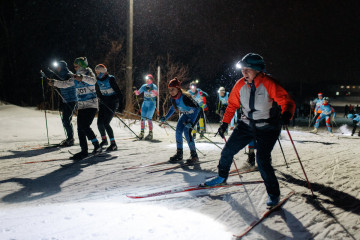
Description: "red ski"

(126, 180), (264, 199)
(233, 191), (295, 239)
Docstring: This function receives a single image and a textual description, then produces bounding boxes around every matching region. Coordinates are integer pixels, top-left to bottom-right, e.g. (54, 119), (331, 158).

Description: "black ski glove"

(217, 122), (228, 138)
(281, 111), (292, 126)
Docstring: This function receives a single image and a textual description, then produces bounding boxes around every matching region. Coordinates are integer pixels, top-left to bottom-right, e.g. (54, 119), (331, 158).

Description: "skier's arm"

(138, 84), (146, 95)
(150, 85), (158, 97)
(109, 77), (123, 99)
(95, 83), (103, 100)
(164, 106), (175, 120)
(53, 79), (75, 88)
(182, 94), (199, 108)
(81, 75), (97, 85)
(262, 77), (296, 117)
(222, 80), (243, 124)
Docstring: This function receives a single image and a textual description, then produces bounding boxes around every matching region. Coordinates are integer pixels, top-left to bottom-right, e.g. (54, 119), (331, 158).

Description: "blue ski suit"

(164, 93), (201, 151)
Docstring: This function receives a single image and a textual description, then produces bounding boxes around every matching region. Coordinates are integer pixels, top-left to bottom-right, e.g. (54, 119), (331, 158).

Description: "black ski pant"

(77, 108), (97, 151)
(217, 121), (281, 198)
(97, 100), (119, 140)
(61, 101), (77, 140)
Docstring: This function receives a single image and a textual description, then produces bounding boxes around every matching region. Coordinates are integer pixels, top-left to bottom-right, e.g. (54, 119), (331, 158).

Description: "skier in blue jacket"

(134, 74), (158, 140)
(188, 81), (208, 138)
(348, 113), (360, 136)
(52, 60), (78, 146)
(310, 97), (336, 136)
(160, 77), (201, 165)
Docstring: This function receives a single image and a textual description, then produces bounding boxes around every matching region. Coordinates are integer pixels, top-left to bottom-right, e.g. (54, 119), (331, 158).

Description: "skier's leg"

(62, 101), (76, 140)
(77, 109), (89, 153)
(325, 116), (332, 133)
(217, 122), (253, 179)
(255, 124), (281, 199)
(97, 103), (107, 141)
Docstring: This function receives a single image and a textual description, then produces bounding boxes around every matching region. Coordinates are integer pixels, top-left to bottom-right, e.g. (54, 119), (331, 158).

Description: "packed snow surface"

(0, 104), (359, 239)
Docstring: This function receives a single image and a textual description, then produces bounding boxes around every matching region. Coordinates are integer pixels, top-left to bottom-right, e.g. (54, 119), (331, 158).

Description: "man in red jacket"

(204, 53), (296, 207)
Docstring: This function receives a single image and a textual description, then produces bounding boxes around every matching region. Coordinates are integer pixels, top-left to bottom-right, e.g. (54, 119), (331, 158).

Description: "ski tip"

(126, 195), (141, 199)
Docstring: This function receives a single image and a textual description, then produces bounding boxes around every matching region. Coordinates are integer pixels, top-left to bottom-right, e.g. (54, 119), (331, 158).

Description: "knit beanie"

(168, 77), (181, 89)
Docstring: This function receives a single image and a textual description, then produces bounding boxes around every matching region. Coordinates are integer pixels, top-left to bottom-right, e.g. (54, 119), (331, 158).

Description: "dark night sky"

(1, 0), (359, 106)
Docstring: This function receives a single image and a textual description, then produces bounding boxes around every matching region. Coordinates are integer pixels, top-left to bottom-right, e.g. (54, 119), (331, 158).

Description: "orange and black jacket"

(222, 73), (296, 125)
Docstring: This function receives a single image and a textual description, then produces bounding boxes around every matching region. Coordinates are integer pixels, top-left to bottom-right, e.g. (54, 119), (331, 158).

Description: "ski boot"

(169, 149), (183, 163)
(145, 131), (153, 140)
(266, 194), (280, 207)
(59, 138), (74, 147)
(186, 150), (199, 165)
(92, 141), (102, 155)
(106, 142), (118, 151)
(138, 131), (145, 140)
(247, 151), (256, 167)
(200, 131), (204, 139)
(329, 131), (334, 137)
(203, 176), (226, 187)
(310, 128), (318, 134)
(99, 138), (108, 148)
(70, 150), (88, 161)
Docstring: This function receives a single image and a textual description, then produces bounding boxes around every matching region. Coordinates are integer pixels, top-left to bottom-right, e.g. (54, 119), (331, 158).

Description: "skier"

(347, 113), (360, 136)
(160, 77), (201, 164)
(216, 86), (237, 130)
(204, 53), (295, 207)
(52, 60), (78, 146)
(188, 81), (208, 138)
(311, 93), (323, 126)
(95, 64), (123, 151)
(134, 74), (158, 140)
(49, 57), (101, 160)
(310, 97), (336, 136)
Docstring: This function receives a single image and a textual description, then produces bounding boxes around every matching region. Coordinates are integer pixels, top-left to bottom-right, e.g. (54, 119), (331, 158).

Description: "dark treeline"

(1, 0), (359, 107)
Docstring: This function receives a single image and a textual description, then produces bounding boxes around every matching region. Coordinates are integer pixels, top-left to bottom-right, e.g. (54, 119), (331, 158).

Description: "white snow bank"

(0, 202), (232, 240)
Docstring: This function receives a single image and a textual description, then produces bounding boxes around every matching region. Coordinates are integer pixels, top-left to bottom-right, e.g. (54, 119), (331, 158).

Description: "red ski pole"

(285, 126), (315, 197)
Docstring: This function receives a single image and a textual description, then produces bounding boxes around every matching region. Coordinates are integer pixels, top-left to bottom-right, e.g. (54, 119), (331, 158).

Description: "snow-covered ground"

(0, 103), (359, 240)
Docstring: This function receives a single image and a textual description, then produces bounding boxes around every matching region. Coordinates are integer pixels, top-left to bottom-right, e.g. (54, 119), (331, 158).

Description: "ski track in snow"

(0, 104), (359, 240)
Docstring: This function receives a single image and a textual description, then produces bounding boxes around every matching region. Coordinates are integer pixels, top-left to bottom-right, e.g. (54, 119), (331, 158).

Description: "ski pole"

(277, 138), (289, 168)
(187, 122), (224, 150)
(124, 111), (204, 155)
(98, 100), (139, 139)
(40, 71), (50, 145)
(285, 126), (315, 197)
(163, 121), (206, 156)
(332, 119), (344, 134)
(223, 137), (242, 179)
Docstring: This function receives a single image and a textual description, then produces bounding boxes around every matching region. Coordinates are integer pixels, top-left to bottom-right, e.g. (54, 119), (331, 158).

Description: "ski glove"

(281, 111), (292, 126)
(217, 122), (228, 138)
(159, 117), (166, 123)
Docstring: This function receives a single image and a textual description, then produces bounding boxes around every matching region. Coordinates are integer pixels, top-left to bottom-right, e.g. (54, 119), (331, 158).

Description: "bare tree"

(150, 54), (190, 118)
